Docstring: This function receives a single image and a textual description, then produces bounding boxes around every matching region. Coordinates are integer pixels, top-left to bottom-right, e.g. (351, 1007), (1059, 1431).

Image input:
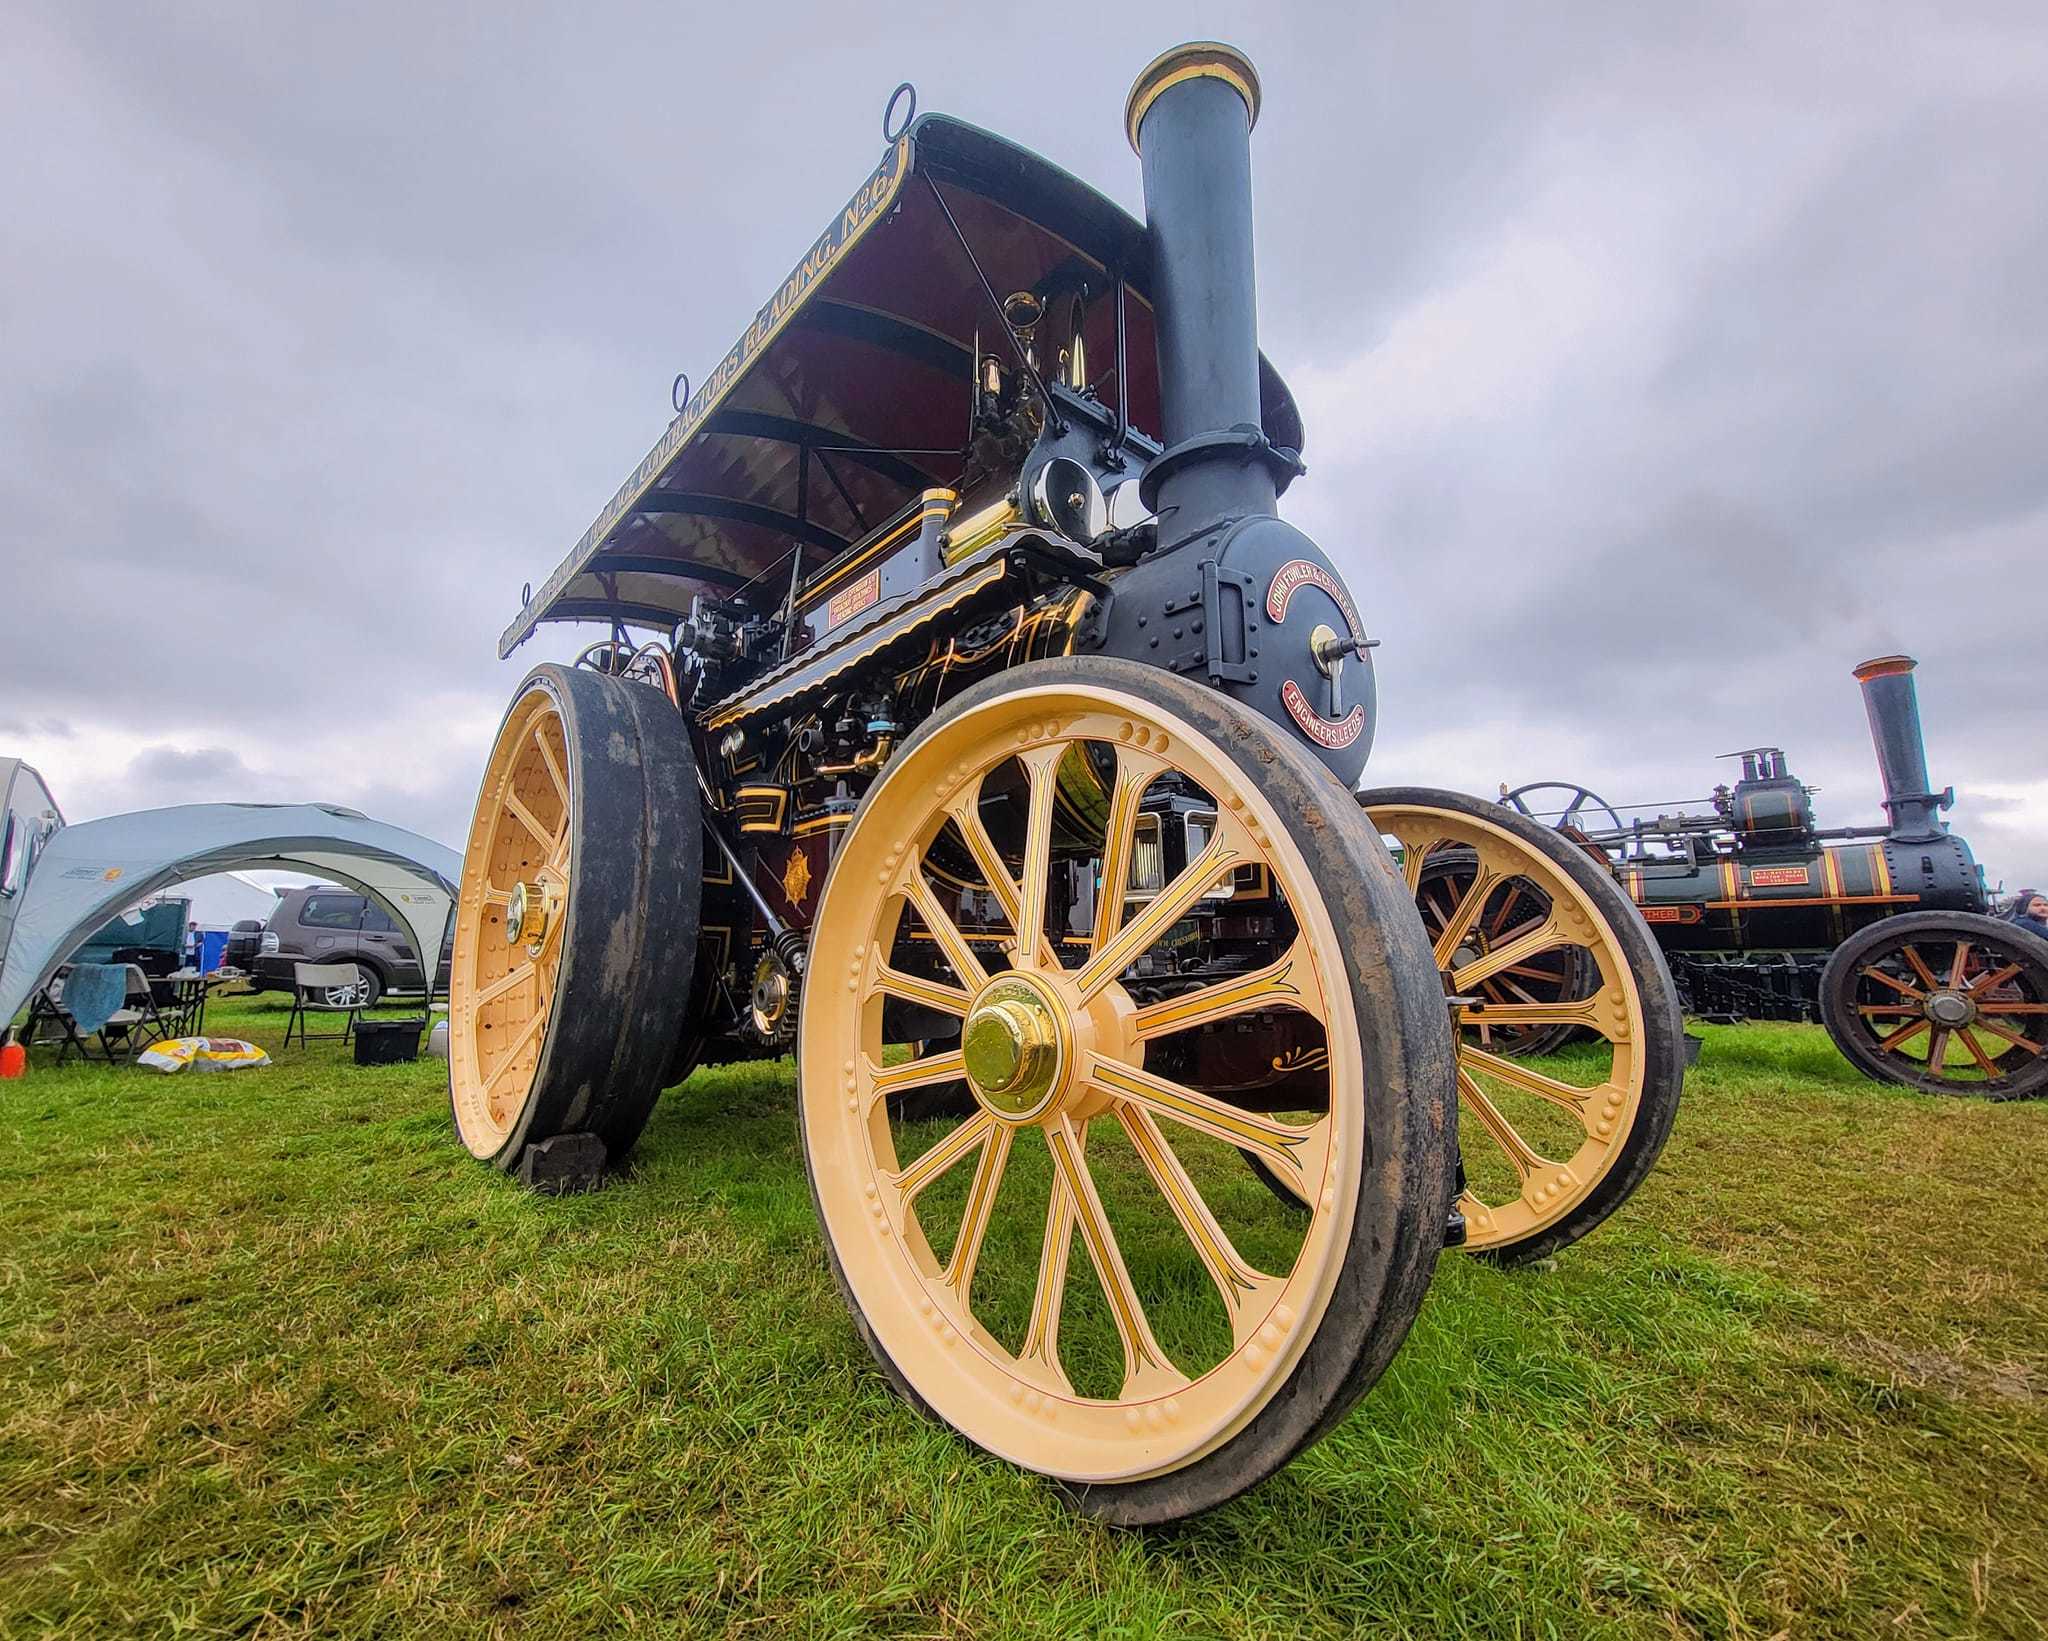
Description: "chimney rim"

(1124, 41), (1261, 154)
(1853, 654), (1917, 682)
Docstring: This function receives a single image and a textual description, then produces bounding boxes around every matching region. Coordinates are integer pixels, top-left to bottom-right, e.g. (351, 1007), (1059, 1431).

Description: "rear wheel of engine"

(797, 657), (1456, 1526)
(448, 663), (702, 1172)
(1362, 789), (1685, 1263)
(1820, 911), (2048, 1098)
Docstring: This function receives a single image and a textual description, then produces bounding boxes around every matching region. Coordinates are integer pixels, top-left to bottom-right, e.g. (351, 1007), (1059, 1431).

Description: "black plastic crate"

(354, 1018), (425, 1066)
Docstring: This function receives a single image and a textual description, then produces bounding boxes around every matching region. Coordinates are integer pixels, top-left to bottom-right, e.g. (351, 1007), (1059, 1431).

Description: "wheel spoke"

(1044, 1113), (1186, 1397)
(1902, 945), (1942, 992)
(1958, 1029), (2003, 1077)
(1974, 1016), (2043, 1053)
(1967, 962), (2023, 996)
(1861, 965), (1925, 1000)
(1947, 941), (1973, 988)
(1875, 1016), (1930, 1052)
(502, 789), (555, 856)
(1457, 1066), (1554, 1182)
(1460, 995), (1606, 1034)
(890, 1107), (993, 1201)
(901, 870), (988, 992)
(1019, 1144), (1078, 1392)
(868, 1046), (968, 1108)
(1116, 1102), (1281, 1345)
(482, 1008), (547, 1093)
(1461, 1045), (1602, 1128)
(1129, 937), (1324, 1039)
(1088, 1057), (1328, 1201)
(1013, 748), (1063, 968)
(1449, 916), (1569, 992)
(1091, 748), (1163, 957)
(943, 1121), (1012, 1296)
(1924, 1026), (1951, 1071)
(532, 725), (570, 813)
(472, 961), (536, 1009)
(945, 783), (1022, 927)
(1431, 866), (1504, 968)
(1073, 824), (1249, 1002)
(873, 964), (972, 1018)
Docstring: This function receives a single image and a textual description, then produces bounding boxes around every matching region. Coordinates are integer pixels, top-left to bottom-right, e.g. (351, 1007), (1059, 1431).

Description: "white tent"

(0, 801), (461, 1031)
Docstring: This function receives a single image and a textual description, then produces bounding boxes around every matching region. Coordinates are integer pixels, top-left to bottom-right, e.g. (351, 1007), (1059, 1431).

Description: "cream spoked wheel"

(448, 663), (700, 1173)
(798, 658), (1455, 1525)
(1362, 788), (1685, 1264)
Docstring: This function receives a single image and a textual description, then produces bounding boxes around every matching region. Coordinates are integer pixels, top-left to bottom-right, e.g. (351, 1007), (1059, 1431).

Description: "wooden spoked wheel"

(799, 658), (1455, 1525)
(1361, 788), (1686, 1264)
(1820, 911), (2048, 1099)
(449, 664), (700, 1173)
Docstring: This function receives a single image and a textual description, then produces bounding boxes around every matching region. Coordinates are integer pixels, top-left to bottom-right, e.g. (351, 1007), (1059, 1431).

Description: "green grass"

(1, 1000), (2044, 1638)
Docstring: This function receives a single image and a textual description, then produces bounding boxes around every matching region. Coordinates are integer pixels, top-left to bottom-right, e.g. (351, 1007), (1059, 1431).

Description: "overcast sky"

(4, 1), (2043, 890)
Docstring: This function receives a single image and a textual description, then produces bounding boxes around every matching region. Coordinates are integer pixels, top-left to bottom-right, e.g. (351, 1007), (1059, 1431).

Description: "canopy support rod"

(924, 176), (1065, 435)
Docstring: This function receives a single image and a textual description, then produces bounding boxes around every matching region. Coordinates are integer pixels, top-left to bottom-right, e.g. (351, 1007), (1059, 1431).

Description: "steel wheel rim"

(1844, 927), (2048, 1090)
(449, 684), (575, 1156)
(1372, 803), (1648, 1252)
(802, 683), (1363, 1485)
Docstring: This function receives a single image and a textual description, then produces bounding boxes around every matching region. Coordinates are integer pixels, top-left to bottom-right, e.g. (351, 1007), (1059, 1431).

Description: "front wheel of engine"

(447, 663), (702, 1172)
(797, 657), (1457, 1526)
(1820, 911), (2048, 1098)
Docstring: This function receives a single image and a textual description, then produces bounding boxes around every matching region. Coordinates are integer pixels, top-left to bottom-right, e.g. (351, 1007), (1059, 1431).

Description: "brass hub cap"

(1923, 990), (1975, 1027)
(962, 974), (1068, 1120)
(504, 879), (557, 951)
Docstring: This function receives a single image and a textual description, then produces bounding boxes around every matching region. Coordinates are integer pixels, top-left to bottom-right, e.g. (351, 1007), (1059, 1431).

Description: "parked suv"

(250, 887), (451, 1006)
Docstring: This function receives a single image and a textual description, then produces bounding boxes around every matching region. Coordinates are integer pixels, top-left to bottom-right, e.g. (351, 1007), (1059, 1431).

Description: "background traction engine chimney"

(1852, 654), (1949, 844)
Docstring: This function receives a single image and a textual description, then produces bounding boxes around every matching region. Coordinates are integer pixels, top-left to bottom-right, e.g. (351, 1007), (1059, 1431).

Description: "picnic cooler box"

(354, 1017), (425, 1066)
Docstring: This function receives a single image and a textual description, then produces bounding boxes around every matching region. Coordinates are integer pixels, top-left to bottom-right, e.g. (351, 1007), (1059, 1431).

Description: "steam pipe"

(1852, 654), (1949, 843)
(1125, 43), (1286, 531)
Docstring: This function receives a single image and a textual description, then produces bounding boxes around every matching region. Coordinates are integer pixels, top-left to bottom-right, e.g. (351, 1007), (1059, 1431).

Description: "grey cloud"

(2, 1), (2042, 883)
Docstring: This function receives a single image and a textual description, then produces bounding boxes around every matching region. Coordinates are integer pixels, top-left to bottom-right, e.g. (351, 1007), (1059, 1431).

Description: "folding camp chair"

(284, 961), (370, 1048)
(33, 965), (171, 1063)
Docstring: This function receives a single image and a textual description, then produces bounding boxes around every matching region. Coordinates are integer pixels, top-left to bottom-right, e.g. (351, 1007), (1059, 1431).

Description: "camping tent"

(0, 801), (461, 1032)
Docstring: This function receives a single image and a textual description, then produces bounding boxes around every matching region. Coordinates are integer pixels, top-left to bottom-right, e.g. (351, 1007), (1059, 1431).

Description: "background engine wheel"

(448, 663), (702, 1172)
(1360, 788), (1686, 1264)
(1820, 911), (2048, 1099)
(798, 657), (1456, 1526)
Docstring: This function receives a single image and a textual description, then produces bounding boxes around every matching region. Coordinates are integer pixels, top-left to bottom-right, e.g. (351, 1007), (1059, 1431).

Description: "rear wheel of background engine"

(797, 657), (1457, 1526)
(448, 663), (701, 1171)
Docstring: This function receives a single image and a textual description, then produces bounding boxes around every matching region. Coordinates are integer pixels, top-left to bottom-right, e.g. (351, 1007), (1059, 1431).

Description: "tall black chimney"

(1125, 43), (1287, 534)
(1853, 655), (1949, 843)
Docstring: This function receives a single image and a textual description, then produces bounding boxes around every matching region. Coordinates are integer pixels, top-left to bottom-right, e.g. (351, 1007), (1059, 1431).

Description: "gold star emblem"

(782, 848), (812, 909)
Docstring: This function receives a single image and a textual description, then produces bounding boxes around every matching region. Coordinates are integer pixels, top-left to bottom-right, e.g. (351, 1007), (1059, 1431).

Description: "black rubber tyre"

(1820, 910), (2048, 1099)
(448, 663), (702, 1171)
(796, 657), (1458, 1526)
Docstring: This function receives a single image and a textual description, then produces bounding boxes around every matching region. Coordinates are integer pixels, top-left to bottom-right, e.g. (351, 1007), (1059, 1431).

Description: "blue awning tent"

(0, 784), (462, 1034)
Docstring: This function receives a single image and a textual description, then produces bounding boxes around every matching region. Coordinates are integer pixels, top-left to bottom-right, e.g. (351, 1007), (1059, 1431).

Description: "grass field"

(2, 994), (2044, 1638)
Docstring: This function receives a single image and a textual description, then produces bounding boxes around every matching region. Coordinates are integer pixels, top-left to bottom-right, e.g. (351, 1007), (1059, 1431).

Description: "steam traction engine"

(1508, 656), (2048, 1098)
(444, 45), (1685, 1524)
